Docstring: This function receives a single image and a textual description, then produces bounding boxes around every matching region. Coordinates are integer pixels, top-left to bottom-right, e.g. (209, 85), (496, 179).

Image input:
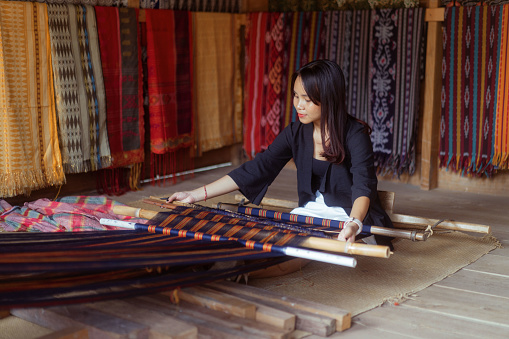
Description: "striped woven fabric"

(0, 1), (65, 198)
(0, 196), (288, 309)
(145, 9), (194, 182)
(440, 5), (508, 175)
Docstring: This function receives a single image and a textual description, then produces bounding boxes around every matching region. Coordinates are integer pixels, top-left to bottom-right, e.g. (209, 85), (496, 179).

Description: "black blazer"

(229, 118), (394, 233)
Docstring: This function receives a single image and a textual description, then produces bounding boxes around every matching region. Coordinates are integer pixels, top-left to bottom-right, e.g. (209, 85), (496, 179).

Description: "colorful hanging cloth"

(324, 10), (371, 124)
(193, 12), (243, 155)
(0, 1), (65, 198)
(145, 9), (194, 183)
(243, 12), (326, 159)
(440, 5), (507, 175)
(95, 6), (144, 193)
(369, 8), (425, 175)
(47, 4), (111, 174)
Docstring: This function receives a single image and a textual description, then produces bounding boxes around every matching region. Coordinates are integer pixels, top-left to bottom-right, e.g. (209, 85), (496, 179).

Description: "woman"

(168, 60), (393, 246)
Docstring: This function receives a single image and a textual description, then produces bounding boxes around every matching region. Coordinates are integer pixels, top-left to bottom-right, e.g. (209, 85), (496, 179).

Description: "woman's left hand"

(337, 224), (358, 243)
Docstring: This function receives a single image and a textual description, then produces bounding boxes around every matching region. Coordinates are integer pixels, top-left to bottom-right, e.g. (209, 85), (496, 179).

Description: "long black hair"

(290, 60), (370, 164)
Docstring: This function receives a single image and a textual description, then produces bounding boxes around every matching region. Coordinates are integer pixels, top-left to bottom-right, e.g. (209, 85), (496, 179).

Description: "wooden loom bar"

(112, 205), (391, 258)
(218, 202), (428, 241)
(232, 195), (491, 235)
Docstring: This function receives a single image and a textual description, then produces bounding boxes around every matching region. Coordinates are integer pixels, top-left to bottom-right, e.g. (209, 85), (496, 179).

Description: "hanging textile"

(494, 5), (509, 169)
(145, 9), (194, 183)
(268, 0), (419, 11)
(243, 12), (286, 159)
(282, 11), (327, 126)
(193, 12), (243, 155)
(0, 1), (65, 198)
(47, 4), (111, 174)
(139, 0), (241, 12)
(369, 8), (425, 175)
(324, 10), (371, 124)
(95, 6), (144, 193)
(243, 11), (326, 159)
(440, 5), (508, 175)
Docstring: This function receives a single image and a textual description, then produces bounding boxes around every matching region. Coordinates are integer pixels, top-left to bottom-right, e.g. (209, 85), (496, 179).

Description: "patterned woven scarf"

(95, 6), (144, 193)
(440, 5), (508, 175)
(0, 1), (65, 197)
(324, 10), (371, 124)
(369, 8), (425, 175)
(145, 9), (194, 183)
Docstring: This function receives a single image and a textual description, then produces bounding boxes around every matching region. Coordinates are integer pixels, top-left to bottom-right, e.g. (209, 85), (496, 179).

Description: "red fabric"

(145, 9), (194, 155)
(95, 7), (144, 168)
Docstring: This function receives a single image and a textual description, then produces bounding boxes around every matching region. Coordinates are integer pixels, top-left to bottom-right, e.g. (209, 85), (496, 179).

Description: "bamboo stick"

(112, 205), (391, 258)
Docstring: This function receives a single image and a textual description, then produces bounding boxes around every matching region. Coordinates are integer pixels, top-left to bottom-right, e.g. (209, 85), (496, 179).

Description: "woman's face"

(293, 76), (321, 126)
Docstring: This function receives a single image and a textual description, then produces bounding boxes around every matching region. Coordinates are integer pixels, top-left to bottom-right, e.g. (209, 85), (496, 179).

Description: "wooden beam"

(420, 0), (444, 190)
(425, 7), (445, 22)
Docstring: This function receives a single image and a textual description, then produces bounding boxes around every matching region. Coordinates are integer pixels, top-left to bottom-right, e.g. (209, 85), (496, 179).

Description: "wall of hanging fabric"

(0, 0), (243, 198)
(440, 5), (509, 176)
(243, 8), (426, 176)
(1, 0), (242, 11)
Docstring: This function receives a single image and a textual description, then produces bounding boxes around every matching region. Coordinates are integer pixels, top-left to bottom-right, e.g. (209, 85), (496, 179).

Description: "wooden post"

(420, 2), (445, 190)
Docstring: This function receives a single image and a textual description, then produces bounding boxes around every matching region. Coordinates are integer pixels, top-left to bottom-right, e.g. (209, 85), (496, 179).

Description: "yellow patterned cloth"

(192, 12), (243, 155)
(0, 1), (65, 197)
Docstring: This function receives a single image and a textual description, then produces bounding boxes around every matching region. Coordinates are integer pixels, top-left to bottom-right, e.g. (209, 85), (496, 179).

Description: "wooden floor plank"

(434, 269), (509, 299)
(462, 253), (509, 276)
(347, 303), (509, 339)
(401, 285), (509, 328)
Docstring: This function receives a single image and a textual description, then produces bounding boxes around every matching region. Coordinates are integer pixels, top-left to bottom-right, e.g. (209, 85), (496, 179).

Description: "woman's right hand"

(167, 191), (198, 204)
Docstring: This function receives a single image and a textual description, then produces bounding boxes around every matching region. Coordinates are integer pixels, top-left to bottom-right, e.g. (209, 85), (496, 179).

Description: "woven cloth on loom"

(145, 9), (194, 181)
(369, 8), (425, 175)
(0, 1), (65, 198)
(193, 12), (243, 155)
(440, 5), (509, 175)
(0, 196), (287, 308)
(95, 7), (144, 170)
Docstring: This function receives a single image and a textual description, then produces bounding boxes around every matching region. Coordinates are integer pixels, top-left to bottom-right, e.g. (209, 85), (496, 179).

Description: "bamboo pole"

(112, 205), (391, 258)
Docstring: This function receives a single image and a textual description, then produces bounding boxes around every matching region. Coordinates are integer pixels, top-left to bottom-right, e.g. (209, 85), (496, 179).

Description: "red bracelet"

(203, 185), (207, 201)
